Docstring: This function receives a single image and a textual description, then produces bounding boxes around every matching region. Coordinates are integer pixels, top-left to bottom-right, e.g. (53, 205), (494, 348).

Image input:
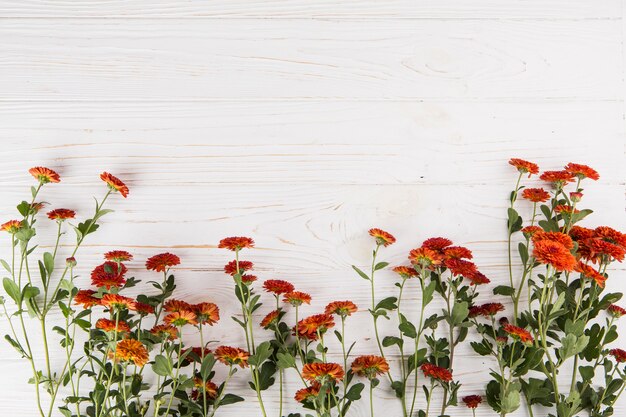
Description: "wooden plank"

(0, 19), (621, 101)
(0, 0), (619, 19)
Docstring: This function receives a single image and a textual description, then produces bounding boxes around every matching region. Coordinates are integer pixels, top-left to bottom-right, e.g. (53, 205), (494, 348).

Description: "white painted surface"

(0, 1), (624, 416)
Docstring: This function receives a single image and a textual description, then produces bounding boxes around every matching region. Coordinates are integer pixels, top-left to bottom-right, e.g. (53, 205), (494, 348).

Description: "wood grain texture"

(0, 1), (624, 416)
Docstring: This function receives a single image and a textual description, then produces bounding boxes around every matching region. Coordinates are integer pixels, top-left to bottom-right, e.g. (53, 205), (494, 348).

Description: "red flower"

(570, 192), (583, 202)
(584, 239), (625, 263)
(101, 294), (137, 311)
(521, 188), (550, 203)
(74, 289), (100, 309)
(574, 261), (607, 288)
(302, 363), (344, 383)
(134, 302), (155, 315)
(1, 220), (22, 234)
(96, 318), (130, 333)
(294, 382), (321, 403)
(463, 395), (482, 409)
(29, 167), (60, 184)
(570, 226), (595, 242)
(218, 237), (254, 251)
(104, 250), (133, 262)
(91, 261), (127, 289)
(422, 237), (453, 251)
(30, 202), (46, 214)
(368, 228), (396, 247)
(470, 303), (505, 318)
(294, 314), (335, 340)
(193, 302), (220, 325)
(113, 339), (148, 367)
(164, 310), (198, 327)
(444, 258), (478, 277)
(263, 279), (295, 295)
(532, 240), (576, 272)
(408, 247), (443, 268)
(47, 209), (76, 221)
(214, 346), (250, 368)
(532, 231), (574, 250)
(150, 324), (179, 341)
(609, 348), (626, 363)
(261, 310), (281, 329)
(392, 265), (419, 279)
(421, 363), (452, 382)
(283, 291), (312, 306)
(503, 324), (533, 344)
(594, 226), (626, 247)
(521, 226), (542, 239)
(467, 271), (490, 285)
(564, 163), (600, 181)
(554, 204), (579, 214)
(443, 246), (473, 260)
(164, 299), (193, 313)
(351, 355), (389, 379)
(540, 170), (575, 187)
(146, 252), (180, 272)
(509, 158), (539, 177)
(608, 305), (626, 318)
(223, 260), (253, 275)
(100, 172), (129, 198)
(241, 274), (257, 284)
(325, 301), (358, 317)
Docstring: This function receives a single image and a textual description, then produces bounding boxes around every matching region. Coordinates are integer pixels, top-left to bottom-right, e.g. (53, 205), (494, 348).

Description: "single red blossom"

(101, 294), (137, 311)
(29, 166), (60, 184)
(100, 172), (129, 198)
(325, 301), (358, 317)
(503, 324), (533, 344)
(261, 310), (281, 329)
(496, 336), (508, 345)
(294, 382), (321, 403)
(554, 204), (579, 215)
(467, 271), (491, 285)
(1, 220), (22, 234)
(570, 226), (595, 242)
(421, 363), (452, 382)
(134, 302), (155, 315)
(564, 163), (600, 181)
(66, 257), (77, 267)
(540, 170), (576, 189)
(477, 303), (505, 317)
(214, 346), (250, 368)
(294, 314), (335, 340)
(610, 348), (626, 363)
(241, 274), (257, 284)
(443, 246), (473, 260)
(146, 252), (180, 272)
(570, 192), (583, 203)
(74, 289), (100, 309)
(585, 239), (625, 263)
(104, 250), (133, 262)
(575, 261), (607, 288)
(150, 324), (179, 341)
(302, 363), (344, 383)
(47, 209), (76, 221)
(96, 318), (130, 333)
(509, 158), (539, 177)
(532, 240), (577, 272)
(164, 310), (198, 327)
(113, 339), (148, 367)
(444, 258), (478, 277)
(164, 299), (193, 313)
(408, 247), (444, 268)
(351, 355), (389, 379)
(594, 226), (626, 248)
(463, 395), (482, 409)
(422, 237), (453, 251)
(90, 261), (127, 289)
(521, 226), (543, 238)
(532, 231), (574, 250)
(392, 265), (419, 279)
(263, 279), (295, 295)
(283, 291), (312, 307)
(218, 236), (255, 251)
(608, 305), (626, 318)
(223, 260), (253, 275)
(193, 302), (220, 325)
(368, 228), (396, 247)
(522, 188), (550, 203)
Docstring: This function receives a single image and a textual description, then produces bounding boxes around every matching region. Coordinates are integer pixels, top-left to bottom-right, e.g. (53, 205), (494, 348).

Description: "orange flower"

(564, 162), (599, 181)
(74, 289), (100, 309)
(408, 247), (443, 268)
(522, 188), (550, 203)
(164, 310), (198, 327)
(463, 395), (482, 409)
(570, 192), (583, 202)
(100, 172), (129, 198)
(294, 314), (335, 340)
(609, 348), (626, 363)
(1, 220), (22, 234)
(351, 355), (389, 379)
(467, 271), (490, 285)
(241, 274), (257, 284)
(325, 301), (358, 317)
(29, 166), (60, 184)
(104, 250), (133, 262)
(30, 202), (47, 214)
(134, 302), (155, 315)
(521, 226), (542, 238)
(262, 279), (295, 295)
(422, 237), (453, 251)
(594, 226), (626, 248)
(368, 228), (396, 247)
(532, 231), (574, 250)
(554, 204), (579, 214)
(192, 377), (218, 399)
(509, 158), (539, 177)
(421, 363), (452, 382)
(283, 291), (312, 306)
(302, 362), (344, 383)
(443, 246), (473, 260)
(101, 293), (137, 311)
(114, 339), (148, 367)
(470, 303), (505, 318)
(503, 324), (533, 345)
(150, 324), (179, 341)
(91, 261), (127, 289)
(193, 302), (220, 325)
(214, 346), (250, 368)
(218, 236), (255, 251)
(96, 318), (130, 333)
(574, 261), (607, 288)
(540, 170), (575, 187)
(261, 310), (281, 329)
(444, 258), (477, 277)
(145, 252), (180, 272)
(224, 260), (253, 275)
(570, 226), (595, 242)
(608, 305), (626, 318)
(294, 382), (321, 403)
(181, 347), (213, 366)
(392, 266), (419, 279)
(532, 240), (576, 272)
(164, 299), (193, 313)
(584, 239), (625, 263)
(47, 209), (76, 221)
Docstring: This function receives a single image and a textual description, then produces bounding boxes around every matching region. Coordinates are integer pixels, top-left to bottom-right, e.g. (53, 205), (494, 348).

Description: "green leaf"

(276, 352), (296, 369)
(399, 321), (417, 338)
(0, 259), (11, 274)
(375, 296), (397, 311)
(43, 252), (54, 276)
(382, 336), (403, 348)
(256, 361), (276, 391)
(579, 366), (594, 381)
(374, 262), (389, 271)
(507, 208), (523, 233)
(352, 265), (370, 281)
(500, 387), (521, 413)
(450, 301), (468, 326)
(422, 281), (436, 306)
(493, 285), (515, 297)
(218, 393), (244, 407)
(2, 278), (20, 304)
(152, 354), (172, 377)
(518, 242), (529, 266)
(200, 354), (216, 381)
(345, 383), (365, 401)
(559, 334), (589, 361)
(248, 341), (272, 367)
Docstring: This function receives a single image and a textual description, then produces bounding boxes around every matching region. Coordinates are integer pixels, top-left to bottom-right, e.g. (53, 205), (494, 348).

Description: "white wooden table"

(0, 1), (624, 416)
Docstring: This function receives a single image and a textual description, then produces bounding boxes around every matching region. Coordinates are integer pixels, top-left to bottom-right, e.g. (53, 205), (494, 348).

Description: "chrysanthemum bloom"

(408, 247), (443, 268)
(521, 226), (542, 239)
(421, 363), (452, 382)
(570, 226), (595, 242)
(444, 258), (478, 277)
(540, 170), (575, 188)
(29, 167), (60, 184)
(502, 324), (534, 345)
(570, 192), (583, 203)
(96, 318), (130, 333)
(114, 339), (148, 367)
(443, 246), (473, 260)
(261, 310), (281, 329)
(368, 228), (396, 247)
(574, 262), (607, 288)
(193, 302), (220, 325)
(164, 310), (198, 327)
(100, 172), (129, 198)
(150, 324), (179, 341)
(422, 237), (453, 252)
(241, 274), (257, 284)
(564, 163), (600, 181)
(521, 188), (550, 203)
(609, 348), (626, 363)
(472, 303), (505, 317)
(101, 293), (137, 311)
(192, 378), (218, 399)
(218, 236), (255, 251)
(134, 302), (155, 315)
(90, 261), (127, 289)
(351, 355), (389, 379)
(30, 202), (46, 214)
(294, 314), (335, 340)
(1, 220), (22, 234)
(608, 305), (626, 318)
(392, 266), (419, 279)
(468, 305), (484, 318)
(47, 209), (76, 221)
(104, 250), (133, 262)
(325, 301), (358, 317)
(214, 346), (250, 368)
(584, 239), (626, 263)
(462, 395), (482, 409)
(302, 362), (345, 383)
(164, 299), (193, 313)
(223, 260), (253, 275)
(74, 289), (100, 309)
(532, 231), (574, 250)
(180, 347), (213, 366)
(294, 383), (321, 403)
(263, 279), (295, 295)
(145, 252), (180, 272)
(594, 226), (626, 248)
(283, 291), (312, 307)
(509, 158), (539, 177)
(66, 257), (77, 267)
(532, 240), (576, 272)
(466, 271), (491, 286)
(496, 336), (508, 346)
(554, 204), (579, 215)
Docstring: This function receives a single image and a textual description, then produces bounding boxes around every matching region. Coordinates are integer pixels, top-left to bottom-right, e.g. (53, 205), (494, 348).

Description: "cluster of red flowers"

(469, 303), (505, 318)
